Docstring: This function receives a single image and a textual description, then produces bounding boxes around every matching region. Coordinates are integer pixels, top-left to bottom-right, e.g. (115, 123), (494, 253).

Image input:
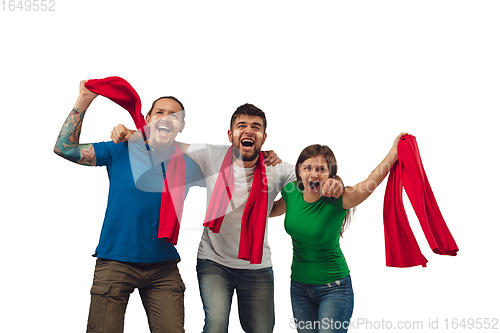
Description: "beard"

(231, 144), (261, 162)
(242, 150), (260, 162)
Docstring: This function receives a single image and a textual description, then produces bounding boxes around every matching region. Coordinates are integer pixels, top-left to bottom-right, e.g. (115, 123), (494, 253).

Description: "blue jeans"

(291, 275), (354, 333)
(196, 259), (275, 333)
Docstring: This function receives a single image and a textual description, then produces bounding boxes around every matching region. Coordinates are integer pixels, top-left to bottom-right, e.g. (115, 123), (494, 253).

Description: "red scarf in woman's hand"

(383, 135), (459, 267)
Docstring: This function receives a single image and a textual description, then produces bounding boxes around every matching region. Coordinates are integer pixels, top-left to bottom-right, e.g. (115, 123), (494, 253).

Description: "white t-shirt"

(187, 144), (296, 269)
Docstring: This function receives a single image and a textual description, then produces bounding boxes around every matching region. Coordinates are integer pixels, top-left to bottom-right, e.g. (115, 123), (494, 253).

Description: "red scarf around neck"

(157, 142), (186, 244)
(204, 148), (269, 264)
(383, 135), (458, 267)
(84, 76), (186, 244)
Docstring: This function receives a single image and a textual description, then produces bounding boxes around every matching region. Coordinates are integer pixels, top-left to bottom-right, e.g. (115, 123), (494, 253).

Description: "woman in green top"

(271, 133), (406, 333)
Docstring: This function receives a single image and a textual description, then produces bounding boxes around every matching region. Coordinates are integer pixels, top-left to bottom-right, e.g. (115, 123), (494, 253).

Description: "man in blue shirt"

(54, 80), (204, 333)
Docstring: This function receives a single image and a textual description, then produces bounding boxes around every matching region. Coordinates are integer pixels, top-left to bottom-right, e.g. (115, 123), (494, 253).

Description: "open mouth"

(308, 181), (320, 190)
(157, 124), (172, 136)
(241, 139), (255, 148)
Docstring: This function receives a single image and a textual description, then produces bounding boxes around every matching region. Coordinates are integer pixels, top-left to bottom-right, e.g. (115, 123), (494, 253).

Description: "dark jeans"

(86, 258), (185, 333)
(196, 259), (275, 333)
(291, 275), (354, 333)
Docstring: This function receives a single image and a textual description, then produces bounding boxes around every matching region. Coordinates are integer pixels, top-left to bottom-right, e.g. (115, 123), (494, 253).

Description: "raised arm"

(342, 132), (407, 210)
(53, 80), (98, 166)
(321, 175), (345, 198)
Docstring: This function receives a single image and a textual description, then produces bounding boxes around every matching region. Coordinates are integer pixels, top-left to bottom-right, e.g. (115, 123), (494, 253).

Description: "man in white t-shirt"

(182, 104), (294, 332)
(112, 103), (344, 333)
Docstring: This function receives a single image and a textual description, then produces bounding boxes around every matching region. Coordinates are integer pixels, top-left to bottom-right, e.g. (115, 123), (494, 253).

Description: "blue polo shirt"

(93, 140), (205, 263)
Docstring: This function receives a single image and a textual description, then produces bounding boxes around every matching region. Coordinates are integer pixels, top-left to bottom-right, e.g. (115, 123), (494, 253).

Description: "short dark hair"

(230, 103), (267, 131)
(295, 144), (337, 190)
(147, 96), (185, 121)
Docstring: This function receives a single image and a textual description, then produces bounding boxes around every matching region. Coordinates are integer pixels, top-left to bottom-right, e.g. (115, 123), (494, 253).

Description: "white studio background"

(1, 1), (499, 332)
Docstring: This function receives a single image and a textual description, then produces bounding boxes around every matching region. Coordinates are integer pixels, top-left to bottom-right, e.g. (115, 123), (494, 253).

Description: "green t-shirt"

(281, 181), (349, 284)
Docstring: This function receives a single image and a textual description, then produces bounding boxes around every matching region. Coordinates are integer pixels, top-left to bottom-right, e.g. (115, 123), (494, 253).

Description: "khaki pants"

(86, 258), (185, 333)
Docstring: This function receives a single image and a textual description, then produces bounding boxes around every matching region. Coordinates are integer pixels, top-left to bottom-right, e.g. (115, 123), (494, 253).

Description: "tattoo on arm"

(54, 108), (96, 166)
(79, 145), (97, 165)
(68, 108), (84, 143)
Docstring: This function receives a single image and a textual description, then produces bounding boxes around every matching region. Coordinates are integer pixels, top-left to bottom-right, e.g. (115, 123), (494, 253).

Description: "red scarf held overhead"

(85, 76), (147, 135)
(204, 148), (269, 264)
(84, 76), (186, 244)
(383, 135), (459, 268)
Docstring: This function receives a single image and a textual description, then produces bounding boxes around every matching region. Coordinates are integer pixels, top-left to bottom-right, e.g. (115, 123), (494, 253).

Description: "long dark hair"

(295, 144), (354, 237)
